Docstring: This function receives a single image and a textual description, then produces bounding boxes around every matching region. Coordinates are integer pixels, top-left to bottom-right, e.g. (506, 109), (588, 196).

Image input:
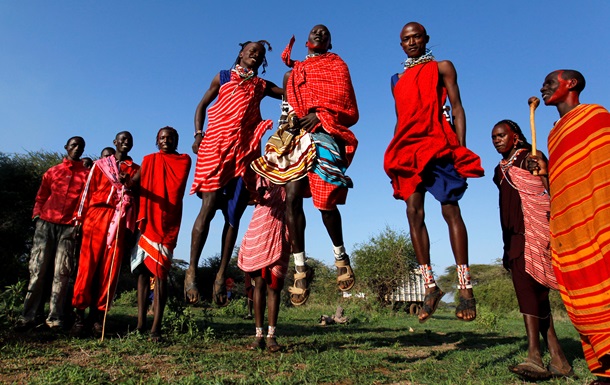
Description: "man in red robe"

(131, 126), (191, 341)
(280, 25), (359, 306)
(384, 22), (484, 323)
(71, 131), (139, 337)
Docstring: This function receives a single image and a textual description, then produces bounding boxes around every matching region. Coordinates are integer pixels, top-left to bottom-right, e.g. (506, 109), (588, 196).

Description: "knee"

(406, 204), (424, 223)
(441, 203), (462, 223)
(320, 209), (338, 222)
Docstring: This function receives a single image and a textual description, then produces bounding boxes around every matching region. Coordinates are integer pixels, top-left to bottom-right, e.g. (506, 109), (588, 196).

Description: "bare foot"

(184, 268), (200, 304)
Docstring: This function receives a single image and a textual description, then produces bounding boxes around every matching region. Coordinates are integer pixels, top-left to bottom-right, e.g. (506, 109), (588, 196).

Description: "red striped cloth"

(190, 71), (273, 195)
(507, 166), (557, 289)
(548, 103), (610, 375)
(238, 181), (289, 290)
(282, 39), (359, 166)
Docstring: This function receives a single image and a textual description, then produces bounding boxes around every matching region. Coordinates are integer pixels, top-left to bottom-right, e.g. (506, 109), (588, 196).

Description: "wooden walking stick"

(101, 189), (124, 342)
(528, 96), (541, 175)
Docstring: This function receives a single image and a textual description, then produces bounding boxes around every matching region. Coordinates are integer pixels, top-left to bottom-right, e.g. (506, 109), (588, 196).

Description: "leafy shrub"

(163, 297), (200, 339)
(114, 289), (138, 307)
(0, 151), (64, 288)
(0, 280), (26, 326)
(351, 227), (417, 304)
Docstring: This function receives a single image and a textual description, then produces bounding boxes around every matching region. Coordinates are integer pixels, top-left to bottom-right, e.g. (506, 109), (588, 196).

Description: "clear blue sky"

(2, 1), (609, 277)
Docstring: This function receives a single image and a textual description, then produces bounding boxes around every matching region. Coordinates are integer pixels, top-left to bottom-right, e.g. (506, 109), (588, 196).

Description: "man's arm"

(264, 80), (284, 100)
(192, 73), (221, 154)
(32, 169), (52, 219)
(438, 60), (466, 147)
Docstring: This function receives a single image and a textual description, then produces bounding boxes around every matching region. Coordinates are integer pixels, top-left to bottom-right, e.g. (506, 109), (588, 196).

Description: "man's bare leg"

(406, 190), (439, 322)
(441, 202), (475, 321)
(285, 178), (311, 304)
(150, 277), (167, 341)
(213, 187), (249, 306)
(136, 273), (150, 332)
(185, 191), (219, 303)
(321, 209), (354, 291)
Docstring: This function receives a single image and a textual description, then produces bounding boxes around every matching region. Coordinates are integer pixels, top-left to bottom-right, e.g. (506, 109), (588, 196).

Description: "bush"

(0, 151), (64, 288)
(351, 227), (417, 304)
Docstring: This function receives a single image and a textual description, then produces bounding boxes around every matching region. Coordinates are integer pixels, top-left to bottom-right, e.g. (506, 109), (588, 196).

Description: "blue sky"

(2, 1), (609, 278)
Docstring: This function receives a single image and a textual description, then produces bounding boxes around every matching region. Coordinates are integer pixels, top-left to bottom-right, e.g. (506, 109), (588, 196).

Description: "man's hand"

(298, 112), (320, 132)
(527, 155), (548, 176)
(192, 134), (203, 154)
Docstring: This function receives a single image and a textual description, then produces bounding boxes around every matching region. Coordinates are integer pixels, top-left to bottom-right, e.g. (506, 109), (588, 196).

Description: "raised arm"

(438, 60), (466, 147)
(192, 73), (221, 154)
(264, 80), (284, 100)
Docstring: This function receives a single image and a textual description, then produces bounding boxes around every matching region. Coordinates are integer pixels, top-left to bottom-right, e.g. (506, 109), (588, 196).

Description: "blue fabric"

(421, 159), (467, 203)
(391, 73), (400, 88)
(310, 132), (353, 188)
(221, 177), (246, 228)
(219, 70), (231, 86)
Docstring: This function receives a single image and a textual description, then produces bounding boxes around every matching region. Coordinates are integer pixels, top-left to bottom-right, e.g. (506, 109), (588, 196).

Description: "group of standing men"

(17, 128), (191, 341)
(14, 20), (610, 383)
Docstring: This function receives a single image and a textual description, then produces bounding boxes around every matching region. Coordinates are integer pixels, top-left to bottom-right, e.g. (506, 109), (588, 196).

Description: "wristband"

(194, 130), (203, 138)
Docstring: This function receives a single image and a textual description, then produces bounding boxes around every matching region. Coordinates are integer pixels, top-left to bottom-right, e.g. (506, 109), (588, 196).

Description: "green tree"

(351, 227), (417, 304)
(0, 151), (63, 288)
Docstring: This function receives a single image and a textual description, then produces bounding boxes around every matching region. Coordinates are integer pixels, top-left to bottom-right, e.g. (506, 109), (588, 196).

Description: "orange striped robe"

(190, 71), (273, 195)
(548, 103), (610, 376)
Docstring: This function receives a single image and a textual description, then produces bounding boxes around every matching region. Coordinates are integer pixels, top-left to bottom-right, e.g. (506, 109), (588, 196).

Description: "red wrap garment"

(190, 71), (273, 195)
(136, 152), (191, 279)
(282, 37), (359, 165)
(383, 61), (483, 201)
(72, 158), (139, 312)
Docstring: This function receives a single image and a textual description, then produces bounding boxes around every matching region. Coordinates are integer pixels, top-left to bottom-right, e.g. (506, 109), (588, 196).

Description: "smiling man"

(279, 24), (359, 306)
(131, 126), (191, 341)
(71, 131), (140, 337)
(383, 22), (484, 323)
(529, 69), (610, 384)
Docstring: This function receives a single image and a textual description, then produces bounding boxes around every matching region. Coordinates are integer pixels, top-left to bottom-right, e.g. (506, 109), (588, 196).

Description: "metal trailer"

(387, 270), (426, 315)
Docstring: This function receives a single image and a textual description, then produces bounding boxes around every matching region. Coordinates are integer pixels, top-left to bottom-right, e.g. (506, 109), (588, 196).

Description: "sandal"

(212, 279), (229, 307)
(509, 358), (552, 381)
(246, 337), (265, 350)
(288, 267), (314, 306)
(455, 295), (476, 321)
(184, 269), (200, 304)
(548, 363), (575, 378)
(266, 337), (281, 353)
(335, 256), (355, 292)
(419, 286), (445, 324)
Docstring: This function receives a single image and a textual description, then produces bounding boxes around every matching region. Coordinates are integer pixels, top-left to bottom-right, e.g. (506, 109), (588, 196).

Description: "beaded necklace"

(232, 64), (256, 81)
(404, 49), (435, 69)
(305, 52), (321, 60)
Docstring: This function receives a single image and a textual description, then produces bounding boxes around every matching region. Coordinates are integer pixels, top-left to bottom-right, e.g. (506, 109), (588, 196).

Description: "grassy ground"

(0, 298), (594, 385)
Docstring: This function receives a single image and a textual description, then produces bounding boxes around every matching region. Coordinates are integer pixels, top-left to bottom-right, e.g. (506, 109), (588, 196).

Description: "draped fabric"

(251, 125), (316, 185)
(548, 103), (610, 375)
(72, 158), (139, 312)
(282, 37), (359, 165)
(133, 152), (191, 279)
(507, 166), (557, 289)
(238, 180), (289, 290)
(190, 71), (273, 195)
(384, 61), (483, 201)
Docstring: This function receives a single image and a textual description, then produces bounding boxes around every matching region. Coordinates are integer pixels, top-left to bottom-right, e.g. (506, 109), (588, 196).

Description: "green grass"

(0, 300), (593, 384)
